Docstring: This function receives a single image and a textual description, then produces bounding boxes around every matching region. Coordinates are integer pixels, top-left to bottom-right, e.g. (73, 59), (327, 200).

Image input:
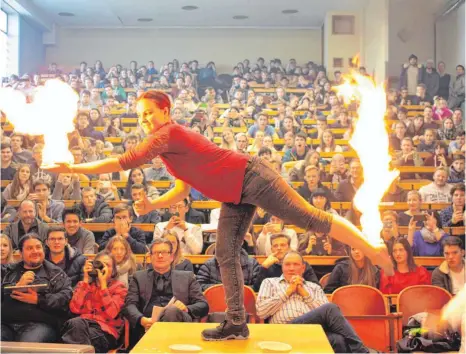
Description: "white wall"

(46, 27), (322, 72)
(19, 17), (45, 74)
(361, 0), (388, 83)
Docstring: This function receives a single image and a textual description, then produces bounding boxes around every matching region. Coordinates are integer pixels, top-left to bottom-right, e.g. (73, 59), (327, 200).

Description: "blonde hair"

(0, 234), (14, 264)
(161, 230), (186, 266)
(105, 236), (137, 275)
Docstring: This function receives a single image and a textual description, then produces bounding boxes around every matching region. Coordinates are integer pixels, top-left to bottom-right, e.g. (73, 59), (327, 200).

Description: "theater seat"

(331, 285), (402, 352)
(0, 342), (95, 353)
(108, 318), (130, 353)
(319, 273), (331, 288)
(202, 284), (261, 323)
(397, 285), (452, 326)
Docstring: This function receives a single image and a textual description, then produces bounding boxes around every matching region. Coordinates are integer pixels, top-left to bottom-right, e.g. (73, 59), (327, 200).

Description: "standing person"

(46, 90), (394, 341)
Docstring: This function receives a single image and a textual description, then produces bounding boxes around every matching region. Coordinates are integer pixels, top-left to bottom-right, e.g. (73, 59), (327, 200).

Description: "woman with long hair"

(47, 90), (394, 341)
(317, 129), (342, 153)
(105, 236), (138, 288)
(123, 167), (159, 200)
(89, 108), (104, 127)
(288, 150), (324, 182)
(379, 237), (430, 294)
(220, 127), (237, 151)
(2, 164), (32, 201)
(324, 247), (379, 293)
(1, 234), (14, 265)
(105, 117), (126, 138)
(438, 117), (458, 141)
(160, 229), (194, 272)
(407, 212), (448, 256)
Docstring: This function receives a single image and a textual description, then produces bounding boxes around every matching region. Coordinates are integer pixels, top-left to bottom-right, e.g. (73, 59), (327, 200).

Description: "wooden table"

(131, 322), (334, 353)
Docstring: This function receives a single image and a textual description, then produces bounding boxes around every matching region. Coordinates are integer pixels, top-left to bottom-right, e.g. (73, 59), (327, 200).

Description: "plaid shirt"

(70, 281), (128, 339)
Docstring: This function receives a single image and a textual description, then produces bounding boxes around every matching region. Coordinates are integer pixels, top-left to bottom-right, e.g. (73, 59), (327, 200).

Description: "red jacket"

(379, 266), (431, 294)
(70, 280), (128, 339)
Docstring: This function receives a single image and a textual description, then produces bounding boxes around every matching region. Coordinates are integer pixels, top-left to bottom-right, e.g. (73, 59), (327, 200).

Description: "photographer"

(255, 215), (298, 256)
(221, 107), (247, 128)
(61, 251), (127, 353)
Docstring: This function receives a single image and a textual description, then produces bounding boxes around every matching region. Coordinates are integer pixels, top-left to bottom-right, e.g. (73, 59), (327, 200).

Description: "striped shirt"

(256, 275), (328, 324)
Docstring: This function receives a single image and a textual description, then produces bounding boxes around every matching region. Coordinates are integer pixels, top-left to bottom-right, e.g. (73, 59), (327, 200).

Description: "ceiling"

(29, 0), (371, 28)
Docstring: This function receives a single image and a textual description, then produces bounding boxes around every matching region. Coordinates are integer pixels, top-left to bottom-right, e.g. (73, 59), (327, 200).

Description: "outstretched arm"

(44, 157), (123, 175)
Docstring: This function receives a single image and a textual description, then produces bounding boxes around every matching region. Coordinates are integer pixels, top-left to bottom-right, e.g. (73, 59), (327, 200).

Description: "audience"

(256, 215), (298, 256)
(440, 184), (465, 227)
(78, 187), (113, 223)
(31, 179), (65, 223)
(431, 237), (465, 295)
(2, 164), (33, 201)
(62, 209), (96, 254)
(407, 212), (448, 256)
(419, 167), (452, 203)
(105, 236), (138, 288)
(1, 233), (72, 343)
(1, 143), (16, 181)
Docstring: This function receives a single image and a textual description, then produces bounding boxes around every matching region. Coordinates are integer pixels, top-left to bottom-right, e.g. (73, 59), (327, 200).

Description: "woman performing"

(46, 91), (394, 341)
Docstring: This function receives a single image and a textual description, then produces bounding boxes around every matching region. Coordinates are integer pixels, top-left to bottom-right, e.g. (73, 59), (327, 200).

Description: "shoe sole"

(201, 334), (249, 341)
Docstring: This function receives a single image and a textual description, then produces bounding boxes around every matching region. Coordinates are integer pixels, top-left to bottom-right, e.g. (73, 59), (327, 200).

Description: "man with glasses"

(153, 199), (203, 255)
(45, 226), (86, 287)
(123, 238), (208, 349)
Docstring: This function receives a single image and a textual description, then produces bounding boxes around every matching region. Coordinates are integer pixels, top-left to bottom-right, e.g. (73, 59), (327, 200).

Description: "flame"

(336, 72), (399, 245)
(0, 79), (79, 166)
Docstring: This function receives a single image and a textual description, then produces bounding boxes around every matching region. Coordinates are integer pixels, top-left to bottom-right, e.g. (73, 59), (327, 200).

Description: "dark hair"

(310, 189), (331, 210)
(451, 183), (465, 196)
(270, 233), (291, 246)
(62, 208), (83, 222)
(1, 143), (12, 151)
(94, 250), (118, 279)
(18, 233), (43, 252)
(137, 91), (171, 112)
(149, 238), (173, 254)
(131, 183), (147, 192)
(442, 236), (464, 250)
(33, 178), (51, 191)
(295, 131), (307, 140)
(258, 147), (272, 156)
(392, 237), (417, 272)
(47, 225), (66, 239)
(113, 203), (132, 217)
(124, 168), (147, 199)
(456, 65), (465, 71)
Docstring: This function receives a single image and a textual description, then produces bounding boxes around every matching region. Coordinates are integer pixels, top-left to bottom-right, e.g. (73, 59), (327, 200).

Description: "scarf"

(441, 128), (456, 140)
(116, 258), (134, 288)
(420, 227), (437, 243)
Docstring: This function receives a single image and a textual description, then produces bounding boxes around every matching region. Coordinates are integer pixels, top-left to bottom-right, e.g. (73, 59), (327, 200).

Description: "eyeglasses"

(49, 238), (66, 242)
(152, 251), (171, 256)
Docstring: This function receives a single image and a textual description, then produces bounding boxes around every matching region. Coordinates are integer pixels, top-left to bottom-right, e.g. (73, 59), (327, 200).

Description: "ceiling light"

(138, 18), (153, 22)
(233, 15), (249, 20)
(182, 5), (199, 10)
(282, 9), (299, 14)
(58, 12), (75, 17)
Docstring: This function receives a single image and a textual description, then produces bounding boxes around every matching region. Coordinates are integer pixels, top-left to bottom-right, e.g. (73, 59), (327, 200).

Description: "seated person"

(31, 179), (65, 223)
(197, 242), (260, 291)
(398, 190), (425, 227)
(392, 137), (423, 180)
(297, 166), (334, 202)
(282, 132), (310, 163)
(256, 251), (368, 353)
(130, 184), (162, 224)
(4, 200), (49, 249)
(1, 234), (15, 265)
(256, 215), (298, 256)
(247, 113), (278, 139)
(95, 173), (120, 201)
(2, 164), (33, 202)
(61, 251), (128, 353)
(382, 177), (408, 203)
(45, 226), (86, 287)
(1, 143), (16, 181)
(423, 141), (452, 168)
(153, 199), (203, 255)
(10, 133), (32, 164)
(62, 209), (96, 254)
(159, 230), (194, 272)
(407, 212), (448, 256)
(124, 168), (159, 201)
(1, 234), (72, 343)
(51, 173), (81, 201)
(448, 155), (464, 184)
(440, 183), (465, 227)
(99, 204), (147, 254)
(184, 198), (206, 224)
(419, 167), (452, 203)
(334, 159), (363, 202)
(78, 187), (112, 223)
(324, 247), (380, 293)
(448, 130), (465, 155)
(123, 239), (209, 347)
(143, 156), (174, 181)
(253, 234), (319, 291)
(322, 153), (348, 184)
(105, 236), (138, 288)
(379, 237), (431, 294)
(432, 237), (465, 295)
(417, 129), (436, 153)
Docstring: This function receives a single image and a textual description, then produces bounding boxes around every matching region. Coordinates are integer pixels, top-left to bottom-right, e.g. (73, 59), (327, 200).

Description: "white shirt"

(450, 265), (466, 295)
(256, 228), (298, 256)
(153, 221), (203, 255)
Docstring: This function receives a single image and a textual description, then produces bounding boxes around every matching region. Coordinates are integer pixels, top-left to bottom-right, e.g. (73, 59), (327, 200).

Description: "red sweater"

(118, 123), (250, 204)
(379, 266), (431, 294)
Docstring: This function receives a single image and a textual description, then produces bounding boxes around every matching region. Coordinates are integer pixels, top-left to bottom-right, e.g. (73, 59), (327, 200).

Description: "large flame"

(337, 73), (399, 245)
(0, 79), (78, 166)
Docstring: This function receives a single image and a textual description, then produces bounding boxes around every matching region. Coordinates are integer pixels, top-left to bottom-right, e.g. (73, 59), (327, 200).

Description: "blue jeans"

(1, 322), (57, 343)
(290, 303), (368, 353)
(216, 157), (334, 324)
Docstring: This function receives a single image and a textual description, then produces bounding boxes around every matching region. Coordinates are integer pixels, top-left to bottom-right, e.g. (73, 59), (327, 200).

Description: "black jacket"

(1, 260), (72, 328)
(45, 245), (86, 287)
(197, 249), (260, 291)
(253, 261), (319, 292)
(324, 258), (380, 294)
(79, 196), (112, 223)
(297, 183), (334, 202)
(186, 208), (206, 224)
(123, 269), (209, 329)
(99, 227), (147, 254)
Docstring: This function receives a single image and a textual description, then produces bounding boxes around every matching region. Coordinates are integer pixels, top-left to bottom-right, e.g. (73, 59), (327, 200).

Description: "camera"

(88, 260), (105, 281)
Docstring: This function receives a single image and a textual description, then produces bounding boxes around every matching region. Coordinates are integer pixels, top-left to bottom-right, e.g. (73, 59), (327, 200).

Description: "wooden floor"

(131, 322), (334, 353)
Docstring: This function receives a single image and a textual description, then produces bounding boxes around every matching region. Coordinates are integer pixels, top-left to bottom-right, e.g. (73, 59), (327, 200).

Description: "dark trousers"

(216, 156), (334, 324)
(290, 303), (369, 353)
(130, 306), (192, 350)
(61, 317), (117, 353)
(1, 322), (57, 343)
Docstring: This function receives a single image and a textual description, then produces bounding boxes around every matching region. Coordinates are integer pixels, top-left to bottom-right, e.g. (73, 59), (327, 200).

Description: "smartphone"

(3, 284), (48, 294)
(413, 214), (427, 222)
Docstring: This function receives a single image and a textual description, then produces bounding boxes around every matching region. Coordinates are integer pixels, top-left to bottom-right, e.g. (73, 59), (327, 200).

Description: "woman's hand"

(134, 195), (157, 215)
(97, 263), (109, 290)
(42, 162), (74, 174)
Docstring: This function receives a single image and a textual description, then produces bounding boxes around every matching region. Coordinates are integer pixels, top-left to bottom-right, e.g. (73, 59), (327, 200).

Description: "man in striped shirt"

(256, 251), (368, 353)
